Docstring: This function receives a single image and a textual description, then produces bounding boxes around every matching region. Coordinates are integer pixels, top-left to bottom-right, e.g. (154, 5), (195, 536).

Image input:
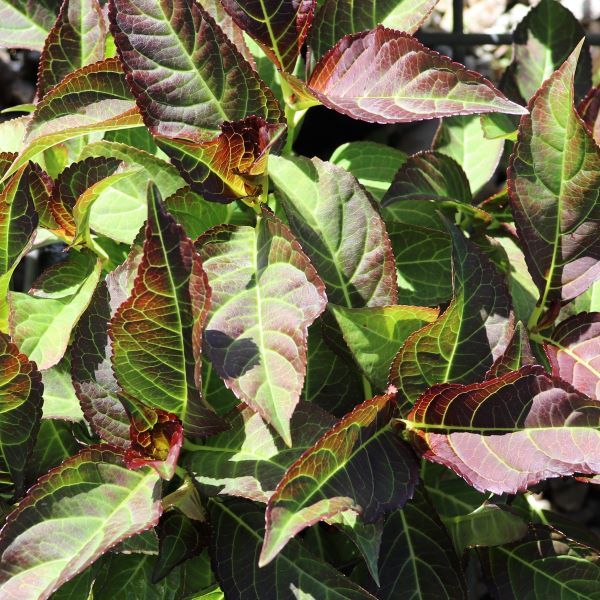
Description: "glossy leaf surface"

(406, 365), (600, 494)
(308, 27), (527, 124)
(221, 0), (315, 72)
(270, 155), (397, 307)
(197, 211), (327, 445)
(0, 0), (58, 51)
(261, 390), (419, 565)
(111, 186), (224, 437)
(0, 446), (161, 600)
(389, 224), (512, 408)
(508, 43), (600, 304)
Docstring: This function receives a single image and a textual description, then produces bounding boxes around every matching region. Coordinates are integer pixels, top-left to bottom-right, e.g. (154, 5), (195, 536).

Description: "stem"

(527, 303), (545, 332)
(362, 375), (373, 400)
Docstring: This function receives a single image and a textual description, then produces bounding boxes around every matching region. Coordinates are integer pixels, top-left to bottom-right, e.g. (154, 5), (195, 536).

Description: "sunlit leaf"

(221, 0), (315, 72)
(210, 498), (376, 599)
(544, 312), (600, 400)
(0, 0), (58, 51)
(196, 210), (327, 445)
(270, 155), (397, 307)
(37, 0), (107, 98)
(308, 27), (527, 124)
(40, 354), (83, 421)
(0, 333), (42, 498)
(309, 0), (440, 61)
(406, 365), (600, 494)
(9, 252), (102, 370)
(187, 403), (335, 503)
(0, 446), (162, 600)
(508, 42), (600, 305)
(111, 185), (225, 437)
(330, 304), (438, 390)
(330, 141), (406, 200)
(389, 223), (512, 408)
(486, 320), (535, 379)
(260, 389), (418, 565)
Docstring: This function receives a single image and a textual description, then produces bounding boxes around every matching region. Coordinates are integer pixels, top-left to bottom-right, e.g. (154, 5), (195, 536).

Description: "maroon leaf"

(406, 365), (600, 494)
(37, 0), (107, 99)
(307, 27), (527, 124)
(508, 43), (600, 306)
(579, 85), (600, 146)
(221, 0), (315, 72)
(545, 312), (600, 400)
(486, 320), (535, 379)
(123, 401), (184, 481)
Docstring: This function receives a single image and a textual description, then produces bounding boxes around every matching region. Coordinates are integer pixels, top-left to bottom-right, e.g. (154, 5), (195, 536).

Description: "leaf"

(186, 402), (335, 503)
(304, 321), (364, 417)
(544, 312), (600, 400)
(405, 365), (600, 494)
(196, 210), (327, 445)
(579, 85), (600, 145)
(480, 526), (600, 599)
(111, 185), (225, 437)
(0, 164), (38, 331)
(0, 333), (42, 498)
(152, 510), (208, 583)
(365, 486), (467, 599)
(109, 0), (282, 140)
(2, 58), (142, 182)
(123, 403), (184, 481)
(40, 354), (83, 420)
(307, 27), (527, 124)
(270, 155), (397, 307)
(71, 253), (141, 446)
(510, 0), (592, 103)
(210, 498), (376, 599)
(9, 253), (102, 370)
(0, 446), (162, 600)
(443, 504), (527, 554)
(389, 223), (512, 408)
(330, 304), (438, 390)
(0, 0), (58, 51)
(486, 321), (535, 379)
(157, 116), (285, 202)
(260, 389), (419, 565)
(37, 0), (107, 99)
(221, 0), (315, 72)
(508, 42), (600, 304)
(433, 115), (505, 194)
(309, 0), (440, 62)
(330, 141), (406, 200)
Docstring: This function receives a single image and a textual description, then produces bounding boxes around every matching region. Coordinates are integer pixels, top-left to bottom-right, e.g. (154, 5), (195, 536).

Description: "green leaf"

(309, 0), (440, 62)
(330, 304), (438, 390)
(363, 487), (467, 599)
(270, 155), (397, 307)
(0, 446), (162, 599)
(2, 58), (142, 182)
(433, 115), (505, 194)
(109, 0), (282, 139)
(389, 224), (512, 408)
(260, 390), (418, 565)
(9, 252), (102, 370)
(186, 402), (335, 503)
(221, 0), (315, 72)
(510, 0), (592, 103)
(0, 0), (58, 51)
(40, 354), (83, 421)
(210, 498), (376, 599)
(37, 0), (107, 98)
(196, 210), (327, 445)
(0, 333), (42, 498)
(308, 27), (527, 124)
(508, 42), (600, 305)
(330, 141), (407, 200)
(111, 186), (225, 437)
(0, 163), (38, 332)
(481, 526), (600, 599)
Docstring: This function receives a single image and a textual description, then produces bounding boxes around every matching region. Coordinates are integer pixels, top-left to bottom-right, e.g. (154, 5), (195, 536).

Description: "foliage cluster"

(0, 0), (599, 598)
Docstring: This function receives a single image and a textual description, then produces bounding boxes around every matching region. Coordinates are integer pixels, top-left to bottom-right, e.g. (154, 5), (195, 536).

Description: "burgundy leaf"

(486, 320), (535, 379)
(579, 85), (600, 146)
(308, 27), (527, 124)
